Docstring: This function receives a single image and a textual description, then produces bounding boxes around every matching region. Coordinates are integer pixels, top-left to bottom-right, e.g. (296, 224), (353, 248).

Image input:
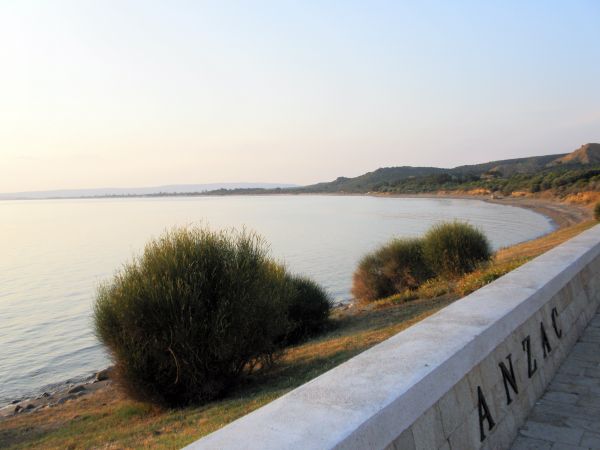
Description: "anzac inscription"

(477, 307), (563, 442)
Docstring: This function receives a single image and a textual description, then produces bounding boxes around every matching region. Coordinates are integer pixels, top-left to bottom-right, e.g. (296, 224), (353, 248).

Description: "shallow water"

(0, 195), (553, 405)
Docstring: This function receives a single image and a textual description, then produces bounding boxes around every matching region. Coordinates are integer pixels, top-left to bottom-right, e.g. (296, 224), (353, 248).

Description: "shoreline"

(0, 194), (591, 419)
(366, 191), (591, 229)
(0, 369), (113, 419)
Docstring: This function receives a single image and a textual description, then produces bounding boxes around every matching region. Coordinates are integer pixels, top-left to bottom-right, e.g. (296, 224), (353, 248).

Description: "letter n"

(499, 354), (519, 405)
(477, 386), (495, 442)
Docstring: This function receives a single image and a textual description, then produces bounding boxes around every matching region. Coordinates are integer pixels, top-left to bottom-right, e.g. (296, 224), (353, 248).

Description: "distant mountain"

(548, 143), (600, 166)
(0, 183), (297, 200)
(294, 143), (600, 193)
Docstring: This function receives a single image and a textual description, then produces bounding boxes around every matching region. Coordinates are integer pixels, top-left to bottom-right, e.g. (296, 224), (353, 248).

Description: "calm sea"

(0, 195), (554, 405)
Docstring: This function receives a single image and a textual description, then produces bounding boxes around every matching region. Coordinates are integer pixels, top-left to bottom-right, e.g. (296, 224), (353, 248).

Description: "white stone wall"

(185, 224), (600, 450)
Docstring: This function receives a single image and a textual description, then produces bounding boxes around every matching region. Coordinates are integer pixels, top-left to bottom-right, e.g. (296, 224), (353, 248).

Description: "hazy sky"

(1, 1), (599, 192)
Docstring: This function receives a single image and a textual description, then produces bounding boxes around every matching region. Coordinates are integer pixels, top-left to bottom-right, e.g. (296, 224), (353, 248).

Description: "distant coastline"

(2, 142), (598, 201)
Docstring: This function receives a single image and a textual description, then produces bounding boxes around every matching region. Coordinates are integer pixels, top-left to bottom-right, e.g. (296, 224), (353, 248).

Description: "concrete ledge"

(186, 224), (600, 450)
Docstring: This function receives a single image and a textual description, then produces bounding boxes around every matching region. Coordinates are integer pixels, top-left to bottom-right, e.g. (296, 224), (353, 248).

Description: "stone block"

(389, 428), (416, 450)
(519, 421), (584, 445)
(510, 436), (552, 450)
(581, 431), (600, 448)
(411, 404), (445, 450)
(447, 408), (481, 450)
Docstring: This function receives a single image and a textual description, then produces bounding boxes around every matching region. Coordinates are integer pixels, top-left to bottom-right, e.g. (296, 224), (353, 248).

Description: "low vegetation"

(262, 144), (600, 198)
(94, 227), (330, 407)
(352, 221), (491, 302)
(595, 202), (600, 221)
(284, 276), (332, 344)
(423, 221), (491, 277)
(351, 238), (432, 302)
(368, 166), (600, 197)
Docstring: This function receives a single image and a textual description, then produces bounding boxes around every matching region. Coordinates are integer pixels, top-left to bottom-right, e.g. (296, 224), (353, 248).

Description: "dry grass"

(510, 191), (530, 197)
(464, 188), (492, 196)
(1, 219), (596, 449)
(563, 191), (600, 205)
(495, 220), (596, 262)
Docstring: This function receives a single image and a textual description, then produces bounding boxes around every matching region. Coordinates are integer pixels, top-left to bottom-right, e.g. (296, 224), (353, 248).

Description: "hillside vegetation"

(199, 143), (600, 198)
(292, 143), (600, 196)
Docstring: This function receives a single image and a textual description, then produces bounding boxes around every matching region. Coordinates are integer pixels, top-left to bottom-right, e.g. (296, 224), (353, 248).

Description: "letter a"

(522, 336), (537, 378)
(541, 322), (552, 358)
(477, 386), (495, 441)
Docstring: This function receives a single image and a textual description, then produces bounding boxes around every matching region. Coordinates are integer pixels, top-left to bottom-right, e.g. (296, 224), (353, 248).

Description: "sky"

(1, 1), (599, 192)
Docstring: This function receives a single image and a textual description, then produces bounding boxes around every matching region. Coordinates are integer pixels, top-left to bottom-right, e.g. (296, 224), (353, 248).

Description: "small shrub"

(595, 202), (600, 221)
(352, 238), (433, 302)
(94, 227), (293, 407)
(284, 276), (332, 344)
(423, 221), (492, 277)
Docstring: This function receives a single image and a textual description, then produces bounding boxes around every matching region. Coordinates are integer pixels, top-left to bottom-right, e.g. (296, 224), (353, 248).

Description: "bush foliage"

(423, 221), (492, 277)
(353, 221), (493, 302)
(351, 238), (433, 302)
(94, 227), (329, 406)
(595, 202), (600, 221)
(284, 276), (332, 344)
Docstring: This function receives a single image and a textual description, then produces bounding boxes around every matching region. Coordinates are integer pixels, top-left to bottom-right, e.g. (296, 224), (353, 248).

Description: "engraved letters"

(551, 307), (563, 338)
(477, 386), (495, 442)
(540, 322), (552, 358)
(522, 335), (537, 378)
(477, 308), (563, 442)
(498, 354), (518, 405)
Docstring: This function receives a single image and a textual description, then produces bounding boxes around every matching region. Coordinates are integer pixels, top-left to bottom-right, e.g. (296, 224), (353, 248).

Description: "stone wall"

(185, 224), (600, 450)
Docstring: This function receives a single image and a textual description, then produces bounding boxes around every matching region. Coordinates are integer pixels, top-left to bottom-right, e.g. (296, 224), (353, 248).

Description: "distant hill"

(298, 166), (445, 193)
(549, 143), (600, 166)
(451, 154), (565, 177)
(4, 143), (598, 200)
(293, 143), (600, 194)
(0, 183), (297, 200)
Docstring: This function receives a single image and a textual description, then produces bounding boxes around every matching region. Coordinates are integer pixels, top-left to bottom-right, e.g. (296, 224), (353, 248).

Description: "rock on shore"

(0, 368), (113, 419)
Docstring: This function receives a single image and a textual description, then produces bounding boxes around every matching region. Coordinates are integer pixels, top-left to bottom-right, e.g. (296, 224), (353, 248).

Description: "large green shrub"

(94, 227), (294, 406)
(351, 238), (433, 302)
(594, 201), (600, 221)
(423, 221), (492, 277)
(284, 276), (332, 344)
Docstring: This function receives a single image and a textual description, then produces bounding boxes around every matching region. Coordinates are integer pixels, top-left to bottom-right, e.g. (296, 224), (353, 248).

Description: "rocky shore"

(0, 368), (113, 419)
